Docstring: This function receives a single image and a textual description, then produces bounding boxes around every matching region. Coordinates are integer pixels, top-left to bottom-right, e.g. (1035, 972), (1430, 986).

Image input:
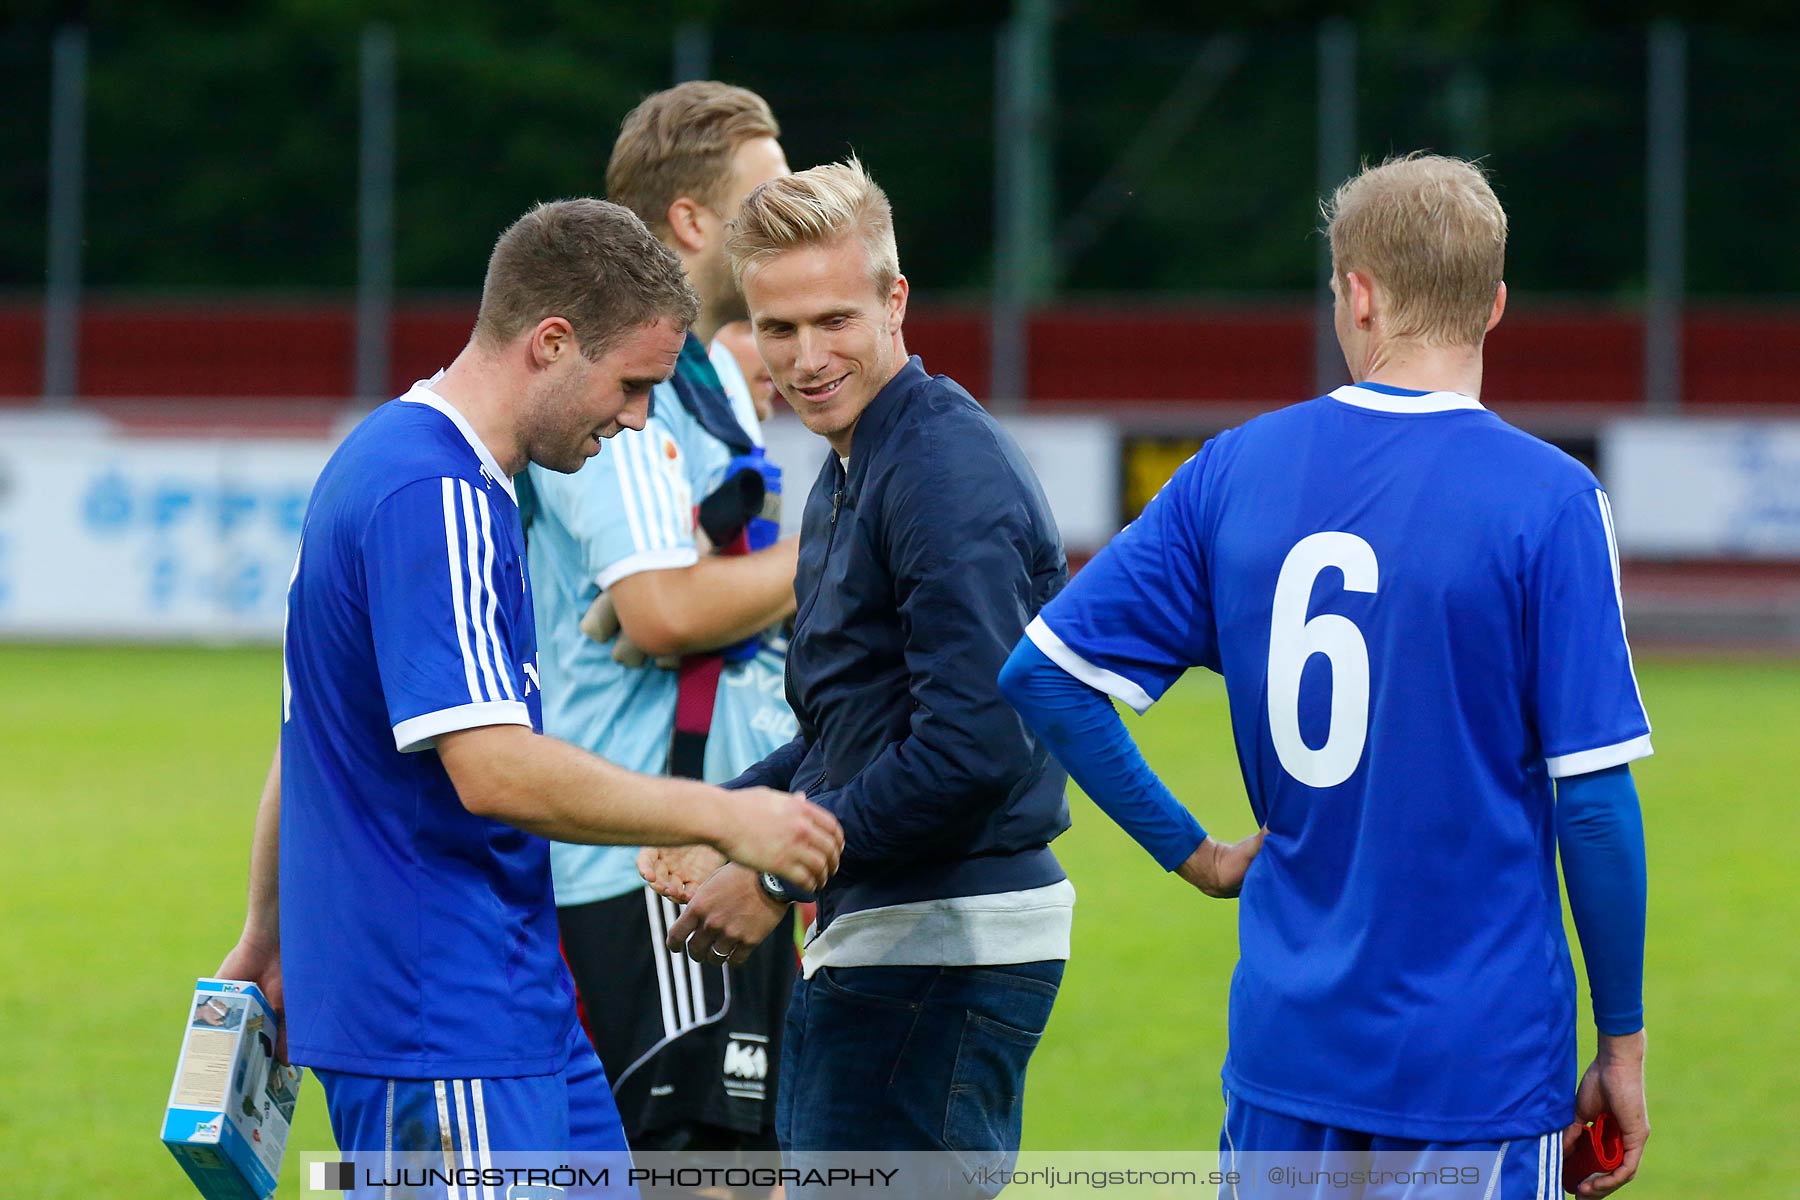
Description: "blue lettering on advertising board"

(84, 470), (133, 531)
(81, 470), (309, 539)
(1729, 430), (1800, 549)
(139, 552), (284, 618)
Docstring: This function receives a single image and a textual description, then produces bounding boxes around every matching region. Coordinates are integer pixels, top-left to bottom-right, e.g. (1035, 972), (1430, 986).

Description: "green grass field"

(2, 645), (1796, 1197)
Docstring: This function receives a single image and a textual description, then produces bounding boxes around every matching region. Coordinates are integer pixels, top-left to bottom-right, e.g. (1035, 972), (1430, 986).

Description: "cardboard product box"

(161, 979), (303, 1200)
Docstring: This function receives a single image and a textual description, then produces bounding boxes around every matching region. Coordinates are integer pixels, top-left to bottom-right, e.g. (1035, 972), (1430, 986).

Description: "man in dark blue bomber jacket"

(665, 158), (1073, 1171)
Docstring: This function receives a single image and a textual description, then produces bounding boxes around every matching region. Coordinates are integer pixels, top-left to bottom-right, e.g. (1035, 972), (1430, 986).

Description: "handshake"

(701, 783), (839, 899)
(645, 789), (830, 967)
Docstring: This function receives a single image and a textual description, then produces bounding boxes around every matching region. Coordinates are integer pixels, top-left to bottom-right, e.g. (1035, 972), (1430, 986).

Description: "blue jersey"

(280, 379), (574, 1079)
(1031, 382), (1651, 1141)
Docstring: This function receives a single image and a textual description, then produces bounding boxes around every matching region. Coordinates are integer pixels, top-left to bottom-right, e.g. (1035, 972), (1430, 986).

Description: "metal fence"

(3, 18), (1795, 408)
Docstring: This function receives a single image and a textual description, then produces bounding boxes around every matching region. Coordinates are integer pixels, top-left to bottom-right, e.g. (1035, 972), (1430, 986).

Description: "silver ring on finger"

(709, 944), (734, 960)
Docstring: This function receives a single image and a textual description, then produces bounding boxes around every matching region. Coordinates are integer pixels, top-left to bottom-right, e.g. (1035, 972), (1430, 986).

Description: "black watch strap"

(760, 872), (815, 904)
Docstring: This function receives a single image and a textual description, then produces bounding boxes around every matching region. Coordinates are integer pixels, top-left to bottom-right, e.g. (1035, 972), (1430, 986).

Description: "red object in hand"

(1563, 1112), (1626, 1192)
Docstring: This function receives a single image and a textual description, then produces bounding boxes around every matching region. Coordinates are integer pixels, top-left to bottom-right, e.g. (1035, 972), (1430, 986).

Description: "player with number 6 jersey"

(1001, 155), (1652, 1200)
(1022, 384), (1643, 1128)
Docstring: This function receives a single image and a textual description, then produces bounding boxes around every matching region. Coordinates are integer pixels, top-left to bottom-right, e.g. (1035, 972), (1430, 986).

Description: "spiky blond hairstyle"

(726, 156), (899, 294)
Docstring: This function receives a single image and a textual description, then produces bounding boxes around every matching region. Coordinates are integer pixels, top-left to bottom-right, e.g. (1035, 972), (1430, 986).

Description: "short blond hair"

(606, 81), (780, 235)
(473, 198), (698, 359)
(1325, 153), (1507, 346)
(726, 156), (899, 294)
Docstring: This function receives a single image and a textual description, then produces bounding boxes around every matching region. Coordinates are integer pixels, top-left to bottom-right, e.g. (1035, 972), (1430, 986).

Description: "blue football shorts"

(1220, 1087), (1567, 1200)
(313, 1019), (633, 1196)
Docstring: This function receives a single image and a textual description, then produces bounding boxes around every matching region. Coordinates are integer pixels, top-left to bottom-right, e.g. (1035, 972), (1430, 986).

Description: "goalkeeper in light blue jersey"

(523, 81), (804, 1159)
(1003, 156), (1650, 1200)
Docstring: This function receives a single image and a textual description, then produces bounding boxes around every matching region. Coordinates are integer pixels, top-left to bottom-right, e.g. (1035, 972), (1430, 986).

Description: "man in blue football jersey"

(526, 82), (804, 1157)
(1000, 155), (1649, 1199)
(216, 198), (842, 1167)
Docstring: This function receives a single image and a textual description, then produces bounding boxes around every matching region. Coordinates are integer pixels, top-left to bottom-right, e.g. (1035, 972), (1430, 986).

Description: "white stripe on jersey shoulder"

(628, 423), (676, 551)
(471, 487), (518, 702)
(1595, 489), (1651, 728)
(605, 421), (654, 552)
(1330, 383), (1484, 414)
(634, 420), (688, 551)
(401, 376), (518, 504)
(393, 699), (531, 754)
(1026, 614), (1157, 715)
(457, 480), (505, 704)
(441, 479), (486, 704)
(610, 421), (674, 553)
(282, 537), (303, 724)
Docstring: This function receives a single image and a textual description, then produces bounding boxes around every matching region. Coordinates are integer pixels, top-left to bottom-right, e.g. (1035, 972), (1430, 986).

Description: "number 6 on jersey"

(1267, 532), (1379, 788)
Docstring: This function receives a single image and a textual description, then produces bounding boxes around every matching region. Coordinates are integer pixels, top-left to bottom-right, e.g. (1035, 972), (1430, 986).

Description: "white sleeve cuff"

(1025, 615), (1157, 715)
(1545, 733), (1654, 779)
(393, 700), (532, 754)
(595, 547), (700, 592)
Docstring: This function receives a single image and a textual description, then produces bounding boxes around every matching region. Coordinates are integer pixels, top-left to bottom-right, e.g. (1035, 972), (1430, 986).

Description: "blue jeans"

(775, 960), (1063, 1196)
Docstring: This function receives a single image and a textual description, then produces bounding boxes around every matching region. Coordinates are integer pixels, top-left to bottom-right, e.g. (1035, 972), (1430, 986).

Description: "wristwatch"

(759, 872), (815, 904)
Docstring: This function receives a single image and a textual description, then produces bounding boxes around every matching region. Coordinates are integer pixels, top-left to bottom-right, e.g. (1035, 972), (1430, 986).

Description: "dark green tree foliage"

(1685, 30), (1800, 296)
(3, 2), (1797, 296)
(83, 27), (358, 287)
(0, 32), (53, 288)
(387, 29), (666, 290)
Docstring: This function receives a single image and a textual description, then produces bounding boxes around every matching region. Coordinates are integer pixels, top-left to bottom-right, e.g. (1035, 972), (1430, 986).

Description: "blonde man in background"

(522, 83), (803, 1166)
